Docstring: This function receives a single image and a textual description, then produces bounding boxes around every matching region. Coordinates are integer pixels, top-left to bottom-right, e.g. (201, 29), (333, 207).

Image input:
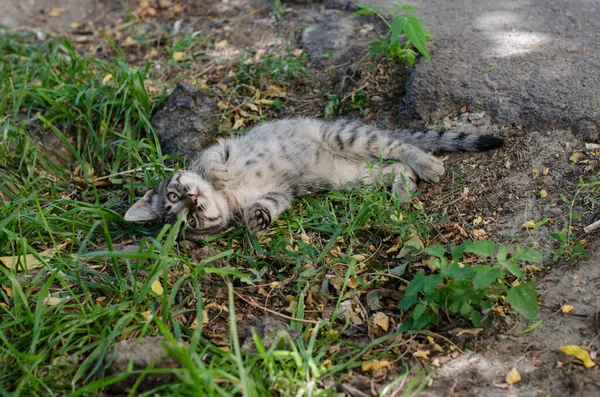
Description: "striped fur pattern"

(124, 117), (503, 240)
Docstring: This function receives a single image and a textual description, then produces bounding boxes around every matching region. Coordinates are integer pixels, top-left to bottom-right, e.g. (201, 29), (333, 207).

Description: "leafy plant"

(550, 178), (598, 261)
(398, 240), (541, 330)
(354, 2), (433, 65)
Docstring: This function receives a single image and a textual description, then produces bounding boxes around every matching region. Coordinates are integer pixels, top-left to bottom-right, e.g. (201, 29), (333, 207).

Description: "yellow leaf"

(543, 168), (549, 175)
(569, 152), (582, 163)
(412, 350), (430, 359)
(323, 359), (332, 367)
(44, 296), (62, 306)
(532, 169), (540, 179)
(141, 310), (153, 321)
(522, 220), (536, 229)
(48, 8), (63, 17)
(347, 277), (359, 289)
(560, 345), (596, 368)
(538, 189), (548, 198)
(0, 241), (69, 270)
(172, 51), (184, 61)
(351, 254), (367, 262)
(292, 49), (304, 57)
(232, 118), (245, 130)
(102, 74), (114, 85)
(173, 4), (183, 12)
(506, 367), (521, 384)
(2, 286), (12, 298)
(151, 280), (164, 295)
(139, 1), (149, 8)
(215, 39), (228, 49)
(123, 36), (137, 47)
(374, 312), (389, 331)
(361, 359), (392, 373)
(561, 305), (574, 314)
(246, 102), (259, 112)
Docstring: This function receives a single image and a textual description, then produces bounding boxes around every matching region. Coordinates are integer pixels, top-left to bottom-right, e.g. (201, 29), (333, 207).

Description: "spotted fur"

(125, 117), (503, 240)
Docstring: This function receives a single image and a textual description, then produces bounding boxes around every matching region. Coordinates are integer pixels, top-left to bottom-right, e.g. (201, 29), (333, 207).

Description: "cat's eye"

(167, 192), (180, 203)
(188, 217), (197, 228)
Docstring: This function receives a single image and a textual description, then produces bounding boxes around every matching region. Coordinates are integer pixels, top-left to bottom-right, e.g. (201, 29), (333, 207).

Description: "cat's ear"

(124, 190), (159, 221)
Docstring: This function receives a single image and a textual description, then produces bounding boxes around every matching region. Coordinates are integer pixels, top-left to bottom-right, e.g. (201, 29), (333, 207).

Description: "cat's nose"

(188, 194), (197, 204)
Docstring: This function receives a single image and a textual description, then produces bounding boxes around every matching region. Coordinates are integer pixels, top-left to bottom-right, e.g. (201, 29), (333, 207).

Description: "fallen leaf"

(123, 36), (137, 46)
(0, 241), (70, 270)
(232, 118), (245, 130)
(361, 359), (392, 373)
(347, 277), (359, 289)
(456, 328), (483, 337)
(561, 305), (574, 314)
(215, 39), (228, 49)
(141, 310), (153, 321)
(173, 4), (183, 12)
(538, 189), (548, 198)
(506, 367), (521, 384)
(560, 345), (596, 368)
(292, 48), (304, 57)
(374, 312), (389, 331)
(102, 74), (114, 85)
(44, 296), (62, 306)
(543, 168), (549, 175)
(532, 169), (540, 179)
(412, 350), (430, 359)
(522, 220), (536, 229)
(48, 8), (63, 17)
(172, 51), (184, 61)
(351, 254), (367, 262)
(151, 280), (164, 296)
(569, 152), (582, 163)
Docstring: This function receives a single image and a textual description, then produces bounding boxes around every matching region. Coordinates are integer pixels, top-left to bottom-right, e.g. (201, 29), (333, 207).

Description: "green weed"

(354, 2), (433, 65)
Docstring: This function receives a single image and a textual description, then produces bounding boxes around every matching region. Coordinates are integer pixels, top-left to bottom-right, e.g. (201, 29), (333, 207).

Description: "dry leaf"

(292, 49), (304, 57)
(560, 345), (596, 368)
(561, 305), (574, 314)
(123, 37), (137, 46)
(44, 296), (62, 306)
(151, 280), (164, 295)
(522, 220), (536, 229)
(232, 118), (245, 130)
(538, 189), (548, 198)
(351, 254), (367, 262)
(245, 102), (259, 112)
(532, 169), (540, 179)
(172, 51), (184, 61)
(456, 328), (483, 337)
(412, 350), (430, 359)
(569, 152), (582, 163)
(102, 74), (114, 85)
(48, 8), (63, 17)
(506, 367), (521, 384)
(215, 39), (228, 49)
(361, 359), (392, 373)
(173, 4), (183, 12)
(543, 168), (549, 175)
(374, 312), (389, 331)
(141, 310), (153, 321)
(347, 277), (359, 289)
(0, 241), (70, 270)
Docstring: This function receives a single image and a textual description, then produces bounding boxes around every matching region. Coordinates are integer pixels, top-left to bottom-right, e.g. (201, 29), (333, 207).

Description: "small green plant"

(550, 178), (598, 261)
(398, 240), (541, 330)
(354, 2), (432, 65)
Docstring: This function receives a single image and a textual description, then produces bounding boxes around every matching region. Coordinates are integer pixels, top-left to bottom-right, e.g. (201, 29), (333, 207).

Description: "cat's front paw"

(411, 153), (444, 183)
(245, 203), (272, 235)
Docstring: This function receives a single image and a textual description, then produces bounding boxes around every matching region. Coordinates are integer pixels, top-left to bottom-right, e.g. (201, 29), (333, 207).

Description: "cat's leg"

(243, 192), (293, 234)
(362, 162), (418, 203)
(191, 143), (230, 188)
(318, 120), (444, 183)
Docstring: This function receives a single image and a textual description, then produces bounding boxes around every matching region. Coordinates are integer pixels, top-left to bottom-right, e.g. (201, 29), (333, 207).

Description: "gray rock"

(104, 337), (189, 394)
(357, 0), (600, 137)
(151, 81), (217, 162)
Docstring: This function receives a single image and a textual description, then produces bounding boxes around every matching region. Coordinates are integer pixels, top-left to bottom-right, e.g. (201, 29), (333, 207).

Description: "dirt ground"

(2, 0), (599, 395)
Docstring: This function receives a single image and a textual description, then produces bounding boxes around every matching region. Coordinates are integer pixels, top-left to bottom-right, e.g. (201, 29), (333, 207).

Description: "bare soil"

(2, 0), (599, 395)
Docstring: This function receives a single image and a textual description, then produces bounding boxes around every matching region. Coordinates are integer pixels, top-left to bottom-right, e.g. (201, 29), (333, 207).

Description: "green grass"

(0, 31), (539, 395)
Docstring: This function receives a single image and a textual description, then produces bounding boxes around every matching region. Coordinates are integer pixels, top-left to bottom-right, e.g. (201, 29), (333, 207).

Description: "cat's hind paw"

(411, 153), (444, 183)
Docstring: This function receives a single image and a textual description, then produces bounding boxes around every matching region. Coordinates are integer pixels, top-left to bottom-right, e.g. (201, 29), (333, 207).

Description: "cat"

(124, 117), (503, 240)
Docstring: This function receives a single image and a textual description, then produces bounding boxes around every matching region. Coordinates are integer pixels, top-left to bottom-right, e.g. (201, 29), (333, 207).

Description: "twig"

(92, 166), (175, 182)
(584, 218), (600, 233)
(232, 288), (320, 324)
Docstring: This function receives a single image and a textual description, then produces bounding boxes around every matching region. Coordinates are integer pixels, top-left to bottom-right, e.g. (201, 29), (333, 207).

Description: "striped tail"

(392, 129), (504, 152)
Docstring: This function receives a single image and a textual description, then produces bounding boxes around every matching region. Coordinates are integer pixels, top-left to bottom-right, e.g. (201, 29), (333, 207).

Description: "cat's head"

(124, 171), (232, 240)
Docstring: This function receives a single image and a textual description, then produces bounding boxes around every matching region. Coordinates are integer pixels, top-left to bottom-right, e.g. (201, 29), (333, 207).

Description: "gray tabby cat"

(124, 117), (503, 240)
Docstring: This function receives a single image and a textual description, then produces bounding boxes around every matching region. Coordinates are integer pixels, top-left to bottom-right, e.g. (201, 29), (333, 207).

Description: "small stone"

(468, 112), (485, 121)
(371, 95), (383, 103)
